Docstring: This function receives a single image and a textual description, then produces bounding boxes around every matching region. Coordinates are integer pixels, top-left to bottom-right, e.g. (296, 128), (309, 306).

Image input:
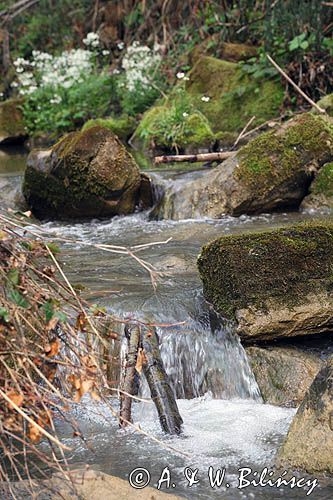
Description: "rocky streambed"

(1, 115), (333, 498)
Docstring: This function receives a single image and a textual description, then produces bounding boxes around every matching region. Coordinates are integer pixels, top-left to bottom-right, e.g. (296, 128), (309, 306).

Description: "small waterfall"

(159, 319), (262, 401)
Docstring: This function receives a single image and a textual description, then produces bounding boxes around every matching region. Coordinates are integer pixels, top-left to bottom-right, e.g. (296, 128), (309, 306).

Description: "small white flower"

(201, 95), (210, 102)
(183, 76), (190, 81)
(117, 42), (124, 50)
(182, 112), (189, 118)
(102, 50), (109, 56)
(176, 72), (185, 79)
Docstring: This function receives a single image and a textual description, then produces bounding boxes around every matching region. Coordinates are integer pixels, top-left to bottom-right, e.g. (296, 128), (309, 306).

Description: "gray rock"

(277, 356), (333, 474)
(246, 346), (322, 407)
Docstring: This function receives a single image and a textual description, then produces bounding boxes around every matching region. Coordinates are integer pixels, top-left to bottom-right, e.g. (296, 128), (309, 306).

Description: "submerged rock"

(23, 126), (151, 219)
(156, 113), (333, 219)
(277, 356), (333, 474)
(0, 98), (27, 145)
(246, 346), (322, 407)
(197, 221), (333, 342)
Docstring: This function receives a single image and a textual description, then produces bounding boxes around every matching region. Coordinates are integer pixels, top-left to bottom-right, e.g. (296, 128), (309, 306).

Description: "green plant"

(22, 73), (115, 135)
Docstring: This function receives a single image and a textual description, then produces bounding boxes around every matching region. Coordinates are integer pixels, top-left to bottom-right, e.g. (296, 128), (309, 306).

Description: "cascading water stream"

(2, 150), (332, 499)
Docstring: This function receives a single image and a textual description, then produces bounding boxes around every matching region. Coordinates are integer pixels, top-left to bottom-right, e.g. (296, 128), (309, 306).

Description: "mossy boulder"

(0, 98), (27, 145)
(301, 162), (333, 209)
(246, 346), (322, 407)
(277, 356), (333, 474)
(82, 115), (136, 141)
(135, 55), (284, 152)
(23, 126), (151, 219)
(156, 113), (333, 220)
(197, 221), (333, 342)
(134, 105), (215, 153)
(185, 56), (284, 134)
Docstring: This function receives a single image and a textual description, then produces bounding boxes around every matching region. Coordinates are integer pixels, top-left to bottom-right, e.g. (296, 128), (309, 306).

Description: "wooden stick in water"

(154, 151), (234, 164)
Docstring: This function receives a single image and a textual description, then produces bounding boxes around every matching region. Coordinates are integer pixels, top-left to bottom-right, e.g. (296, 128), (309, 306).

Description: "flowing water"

(1, 149), (333, 499)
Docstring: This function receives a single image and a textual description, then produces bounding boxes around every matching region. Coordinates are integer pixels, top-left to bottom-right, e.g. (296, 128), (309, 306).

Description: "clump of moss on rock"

(134, 104), (215, 153)
(0, 98), (27, 145)
(197, 221), (333, 341)
(236, 113), (333, 193)
(23, 126), (146, 219)
(82, 115), (136, 141)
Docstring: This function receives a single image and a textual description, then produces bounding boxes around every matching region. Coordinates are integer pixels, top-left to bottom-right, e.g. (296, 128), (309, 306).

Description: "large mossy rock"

(197, 221), (333, 342)
(155, 113), (333, 220)
(134, 55), (284, 152)
(246, 346), (322, 407)
(23, 126), (147, 219)
(0, 98), (27, 145)
(277, 357), (333, 474)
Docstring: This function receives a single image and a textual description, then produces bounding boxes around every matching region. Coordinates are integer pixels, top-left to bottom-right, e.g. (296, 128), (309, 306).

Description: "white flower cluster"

(13, 48), (95, 96)
(121, 41), (161, 92)
(83, 32), (100, 48)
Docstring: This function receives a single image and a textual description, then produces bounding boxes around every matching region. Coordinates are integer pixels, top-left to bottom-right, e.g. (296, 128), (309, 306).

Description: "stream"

(1, 147), (333, 499)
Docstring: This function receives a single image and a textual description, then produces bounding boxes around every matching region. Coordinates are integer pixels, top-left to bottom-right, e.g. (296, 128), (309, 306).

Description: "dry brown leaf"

(45, 338), (60, 357)
(135, 348), (147, 374)
(6, 391), (24, 408)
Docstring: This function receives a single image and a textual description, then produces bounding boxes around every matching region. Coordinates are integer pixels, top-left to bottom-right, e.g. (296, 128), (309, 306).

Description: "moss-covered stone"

(185, 56), (284, 134)
(0, 98), (27, 145)
(134, 104), (215, 153)
(23, 126), (143, 219)
(134, 55), (284, 152)
(235, 113), (333, 195)
(82, 115), (136, 141)
(155, 112), (333, 220)
(198, 221), (333, 341)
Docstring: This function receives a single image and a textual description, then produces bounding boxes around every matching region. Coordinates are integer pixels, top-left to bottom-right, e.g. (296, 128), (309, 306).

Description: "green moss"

(185, 56), (284, 133)
(82, 115), (136, 141)
(311, 163), (333, 197)
(197, 221), (333, 319)
(135, 104), (215, 151)
(317, 94), (333, 116)
(235, 113), (333, 193)
(0, 98), (26, 138)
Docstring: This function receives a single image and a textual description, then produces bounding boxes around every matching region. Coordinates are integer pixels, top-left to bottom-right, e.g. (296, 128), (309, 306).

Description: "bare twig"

(266, 54), (326, 114)
(233, 115), (256, 148)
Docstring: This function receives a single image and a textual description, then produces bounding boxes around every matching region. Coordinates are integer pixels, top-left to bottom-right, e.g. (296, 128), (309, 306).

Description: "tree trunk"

(142, 326), (183, 434)
(119, 323), (141, 427)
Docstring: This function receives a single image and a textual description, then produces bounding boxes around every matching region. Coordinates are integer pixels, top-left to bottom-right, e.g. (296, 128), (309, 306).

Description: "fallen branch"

(266, 54), (326, 114)
(154, 151), (234, 164)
